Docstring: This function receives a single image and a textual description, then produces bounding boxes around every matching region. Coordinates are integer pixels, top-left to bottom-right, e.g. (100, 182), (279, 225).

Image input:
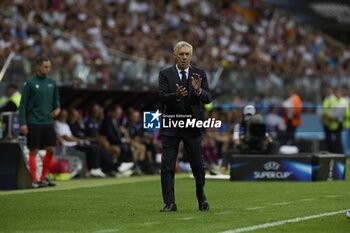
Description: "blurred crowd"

(0, 0), (350, 103)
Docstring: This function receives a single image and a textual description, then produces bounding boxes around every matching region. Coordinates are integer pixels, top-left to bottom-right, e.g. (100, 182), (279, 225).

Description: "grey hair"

(173, 41), (193, 55)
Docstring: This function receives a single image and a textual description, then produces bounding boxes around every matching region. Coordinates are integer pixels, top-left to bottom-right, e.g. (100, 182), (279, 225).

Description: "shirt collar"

(176, 65), (189, 75)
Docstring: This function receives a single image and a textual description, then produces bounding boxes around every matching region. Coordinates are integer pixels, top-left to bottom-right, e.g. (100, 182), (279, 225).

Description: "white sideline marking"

(93, 229), (119, 233)
(325, 195), (340, 198)
(219, 209), (346, 233)
(299, 198), (314, 202)
(214, 211), (236, 215)
(178, 216), (199, 221)
(268, 201), (292, 206)
(245, 207), (265, 211)
(139, 221), (162, 226)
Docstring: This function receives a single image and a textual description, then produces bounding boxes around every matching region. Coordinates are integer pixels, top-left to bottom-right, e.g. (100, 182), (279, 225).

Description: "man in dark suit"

(159, 41), (212, 212)
(101, 105), (133, 164)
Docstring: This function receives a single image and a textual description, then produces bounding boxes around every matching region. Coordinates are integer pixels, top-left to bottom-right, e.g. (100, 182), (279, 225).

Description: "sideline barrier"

(0, 142), (32, 190)
(0, 143), (87, 190)
(230, 152), (346, 181)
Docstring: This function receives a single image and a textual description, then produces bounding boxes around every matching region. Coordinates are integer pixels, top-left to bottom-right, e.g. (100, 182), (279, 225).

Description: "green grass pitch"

(1, 161), (350, 233)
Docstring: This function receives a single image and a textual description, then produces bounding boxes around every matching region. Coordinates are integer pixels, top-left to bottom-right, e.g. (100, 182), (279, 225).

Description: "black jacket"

(158, 65), (212, 136)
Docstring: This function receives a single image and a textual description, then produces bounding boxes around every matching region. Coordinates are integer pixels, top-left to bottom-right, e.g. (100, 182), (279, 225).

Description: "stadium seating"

(0, 0), (349, 104)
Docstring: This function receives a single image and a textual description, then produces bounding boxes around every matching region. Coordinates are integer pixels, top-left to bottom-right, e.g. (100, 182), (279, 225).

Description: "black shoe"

(199, 201), (209, 211)
(43, 178), (56, 187)
(160, 203), (177, 212)
(107, 170), (117, 177)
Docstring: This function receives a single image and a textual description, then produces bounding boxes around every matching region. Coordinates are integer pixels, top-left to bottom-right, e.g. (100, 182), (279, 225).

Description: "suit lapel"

(172, 65), (182, 84)
(172, 65), (192, 99)
(188, 67), (193, 97)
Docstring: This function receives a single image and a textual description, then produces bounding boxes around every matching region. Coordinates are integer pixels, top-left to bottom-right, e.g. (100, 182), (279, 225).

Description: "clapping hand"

(176, 84), (188, 98)
(191, 73), (202, 94)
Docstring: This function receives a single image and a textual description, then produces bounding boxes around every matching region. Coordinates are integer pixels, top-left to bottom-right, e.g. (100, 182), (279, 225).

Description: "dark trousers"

(324, 126), (343, 153)
(117, 143), (133, 165)
(75, 145), (100, 169)
(324, 126), (332, 152)
(161, 131), (206, 205)
(99, 147), (116, 173)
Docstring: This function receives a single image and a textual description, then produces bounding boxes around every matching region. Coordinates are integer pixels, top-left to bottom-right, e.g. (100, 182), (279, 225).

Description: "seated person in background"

(241, 114), (274, 154)
(100, 105), (134, 172)
(68, 108), (133, 176)
(232, 105), (274, 154)
(202, 128), (221, 174)
(0, 84), (21, 112)
(84, 103), (121, 160)
(265, 105), (286, 143)
(220, 105), (277, 173)
(208, 109), (231, 159)
(54, 109), (106, 177)
(125, 108), (155, 175)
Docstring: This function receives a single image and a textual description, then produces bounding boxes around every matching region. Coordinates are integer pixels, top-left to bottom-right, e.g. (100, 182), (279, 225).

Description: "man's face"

(174, 46), (192, 70)
(91, 104), (101, 118)
(69, 110), (79, 122)
(112, 107), (123, 119)
(59, 110), (68, 122)
(130, 111), (140, 123)
(37, 60), (51, 76)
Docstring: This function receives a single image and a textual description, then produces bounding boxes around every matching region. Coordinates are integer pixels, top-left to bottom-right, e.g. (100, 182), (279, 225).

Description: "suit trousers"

(161, 130), (206, 205)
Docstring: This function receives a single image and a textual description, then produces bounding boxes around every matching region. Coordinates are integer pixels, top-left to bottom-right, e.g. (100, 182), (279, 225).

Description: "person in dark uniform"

(19, 56), (61, 188)
(158, 41), (212, 212)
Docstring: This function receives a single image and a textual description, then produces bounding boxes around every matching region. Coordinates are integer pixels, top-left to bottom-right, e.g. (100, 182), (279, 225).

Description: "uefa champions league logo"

(263, 161), (280, 171)
(254, 161), (292, 179)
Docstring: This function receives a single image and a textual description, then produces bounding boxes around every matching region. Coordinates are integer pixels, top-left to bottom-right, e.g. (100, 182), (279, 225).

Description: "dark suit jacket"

(101, 117), (123, 145)
(159, 65), (212, 136)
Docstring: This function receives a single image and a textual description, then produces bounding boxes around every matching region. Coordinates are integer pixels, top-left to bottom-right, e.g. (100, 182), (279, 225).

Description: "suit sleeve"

(19, 82), (30, 125)
(159, 71), (178, 105)
(196, 71), (212, 104)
